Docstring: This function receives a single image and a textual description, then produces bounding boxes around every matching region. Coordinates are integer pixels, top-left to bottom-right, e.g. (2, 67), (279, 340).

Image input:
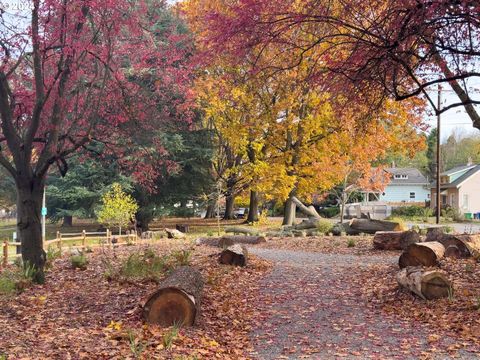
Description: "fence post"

(82, 230), (86, 249)
(56, 231), (62, 253)
(3, 241), (8, 268)
(106, 229), (110, 247)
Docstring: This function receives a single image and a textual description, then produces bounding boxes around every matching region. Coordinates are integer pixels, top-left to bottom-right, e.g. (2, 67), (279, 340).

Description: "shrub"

(332, 223), (346, 236)
(318, 206), (340, 218)
(0, 273), (17, 295)
(347, 239), (356, 247)
(119, 250), (166, 281)
(316, 219), (334, 234)
(71, 254), (88, 270)
(171, 249), (192, 266)
(411, 224), (420, 233)
(392, 205), (428, 217)
(0, 263), (36, 295)
(443, 225), (454, 234)
(387, 217), (408, 231)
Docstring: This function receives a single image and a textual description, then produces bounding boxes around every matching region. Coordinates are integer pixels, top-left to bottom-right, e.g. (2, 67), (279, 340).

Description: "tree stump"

(396, 267), (452, 300)
(373, 230), (421, 250)
(142, 266), (203, 327)
(425, 227), (448, 242)
(399, 241), (445, 268)
(219, 244), (248, 266)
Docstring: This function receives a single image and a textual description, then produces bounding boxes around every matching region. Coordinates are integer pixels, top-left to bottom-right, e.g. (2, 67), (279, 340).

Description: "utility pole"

(436, 85), (441, 225)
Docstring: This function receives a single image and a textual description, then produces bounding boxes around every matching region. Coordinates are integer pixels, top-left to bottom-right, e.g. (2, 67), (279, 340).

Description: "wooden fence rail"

(1, 229), (138, 268)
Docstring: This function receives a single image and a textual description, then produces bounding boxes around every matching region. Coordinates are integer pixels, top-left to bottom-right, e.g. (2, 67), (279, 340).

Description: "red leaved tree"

(0, 0), (193, 282)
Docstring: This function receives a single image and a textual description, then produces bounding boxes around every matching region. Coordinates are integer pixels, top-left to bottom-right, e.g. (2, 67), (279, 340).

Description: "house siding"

(458, 172), (480, 214)
(379, 185), (430, 203)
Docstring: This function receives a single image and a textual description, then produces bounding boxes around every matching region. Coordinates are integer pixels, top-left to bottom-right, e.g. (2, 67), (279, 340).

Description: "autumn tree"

(0, 1), (193, 282)
(190, 0), (480, 130)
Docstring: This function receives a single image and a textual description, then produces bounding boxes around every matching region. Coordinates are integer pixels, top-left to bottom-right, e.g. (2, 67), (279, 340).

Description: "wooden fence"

(2, 229), (138, 267)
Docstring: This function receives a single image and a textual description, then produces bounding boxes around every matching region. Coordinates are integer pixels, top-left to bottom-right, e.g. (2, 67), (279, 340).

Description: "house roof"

(384, 168), (429, 185)
(441, 164), (476, 177)
(432, 164), (480, 189)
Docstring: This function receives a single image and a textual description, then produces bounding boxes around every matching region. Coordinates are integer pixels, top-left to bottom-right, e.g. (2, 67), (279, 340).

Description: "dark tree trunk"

(16, 179), (46, 284)
(282, 194), (296, 226)
(135, 208), (153, 232)
(223, 194), (236, 220)
(62, 215), (73, 227)
(204, 200), (216, 219)
(247, 190), (259, 223)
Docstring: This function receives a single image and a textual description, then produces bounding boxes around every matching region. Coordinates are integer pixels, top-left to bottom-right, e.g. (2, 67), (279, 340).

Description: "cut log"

(143, 266), (203, 327)
(225, 226), (259, 236)
(398, 241), (445, 268)
(219, 244), (248, 266)
(165, 228), (186, 239)
(196, 235), (266, 247)
(291, 197), (321, 219)
(396, 267), (452, 300)
(437, 234), (480, 259)
(349, 218), (402, 234)
(373, 230), (421, 250)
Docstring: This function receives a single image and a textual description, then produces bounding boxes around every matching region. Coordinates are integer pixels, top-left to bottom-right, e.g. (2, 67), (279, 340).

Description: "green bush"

(392, 205), (429, 218)
(0, 273), (17, 295)
(170, 249), (192, 266)
(316, 219), (334, 234)
(347, 239), (356, 247)
(70, 254), (88, 270)
(0, 263), (36, 295)
(318, 207), (340, 218)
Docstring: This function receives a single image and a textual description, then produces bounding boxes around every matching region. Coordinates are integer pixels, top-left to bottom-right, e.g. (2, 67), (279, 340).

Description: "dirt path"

(248, 248), (478, 360)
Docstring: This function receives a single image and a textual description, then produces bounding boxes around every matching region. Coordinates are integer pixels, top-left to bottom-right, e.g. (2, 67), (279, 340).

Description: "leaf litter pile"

(361, 256), (480, 357)
(0, 241), (270, 359)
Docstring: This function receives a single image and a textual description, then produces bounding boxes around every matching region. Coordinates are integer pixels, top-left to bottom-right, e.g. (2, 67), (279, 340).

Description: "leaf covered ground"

(0, 241), (270, 359)
(360, 256), (480, 356)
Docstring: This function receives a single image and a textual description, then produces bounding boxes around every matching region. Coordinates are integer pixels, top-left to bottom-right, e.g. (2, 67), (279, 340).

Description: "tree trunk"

(439, 234), (480, 259)
(223, 194), (236, 220)
(291, 196), (321, 219)
(142, 266), (203, 327)
(204, 201), (216, 219)
(247, 190), (259, 223)
(373, 230), (421, 250)
(225, 226), (259, 236)
(399, 241), (445, 269)
(17, 180), (46, 284)
(62, 215), (73, 227)
(283, 195), (296, 226)
(349, 218), (402, 234)
(219, 244), (248, 266)
(396, 267), (452, 300)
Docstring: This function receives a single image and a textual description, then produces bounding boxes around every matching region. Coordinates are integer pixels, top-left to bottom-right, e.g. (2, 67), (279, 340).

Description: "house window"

(410, 192), (415, 199)
(394, 174), (408, 179)
(463, 194), (469, 209)
(450, 194), (455, 206)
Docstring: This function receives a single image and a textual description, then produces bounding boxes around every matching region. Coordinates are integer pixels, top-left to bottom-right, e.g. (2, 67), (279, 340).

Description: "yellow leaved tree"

(97, 183), (139, 235)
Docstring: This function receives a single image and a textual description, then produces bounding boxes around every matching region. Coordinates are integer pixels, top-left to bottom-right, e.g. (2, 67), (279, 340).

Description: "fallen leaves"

(0, 241), (271, 359)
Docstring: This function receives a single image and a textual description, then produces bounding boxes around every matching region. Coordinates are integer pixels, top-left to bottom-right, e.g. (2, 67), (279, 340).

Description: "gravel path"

(248, 248), (478, 360)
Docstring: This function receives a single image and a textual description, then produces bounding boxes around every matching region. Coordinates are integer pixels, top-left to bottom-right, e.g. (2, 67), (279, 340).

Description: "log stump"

(219, 244), (248, 266)
(438, 234), (480, 259)
(196, 235), (266, 247)
(373, 230), (421, 250)
(399, 241), (445, 268)
(396, 266), (452, 300)
(143, 266), (203, 327)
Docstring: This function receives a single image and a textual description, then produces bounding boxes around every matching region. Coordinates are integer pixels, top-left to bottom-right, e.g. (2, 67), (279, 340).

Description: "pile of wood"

(143, 266), (203, 327)
(395, 228), (480, 300)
